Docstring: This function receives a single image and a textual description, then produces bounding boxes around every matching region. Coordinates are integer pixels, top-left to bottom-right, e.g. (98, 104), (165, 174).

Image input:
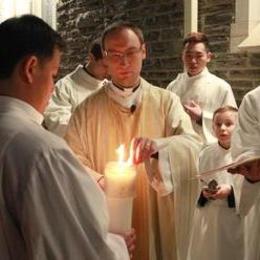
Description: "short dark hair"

(183, 32), (210, 51)
(0, 14), (65, 79)
(101, 21), (144, 50)
(213, 105), (238, 120)
(89, 38), (103, 60)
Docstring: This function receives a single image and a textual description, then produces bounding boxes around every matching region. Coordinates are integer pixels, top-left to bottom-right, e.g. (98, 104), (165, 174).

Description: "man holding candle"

(0, 15), (134, 260)
(65, 21), (201, 260)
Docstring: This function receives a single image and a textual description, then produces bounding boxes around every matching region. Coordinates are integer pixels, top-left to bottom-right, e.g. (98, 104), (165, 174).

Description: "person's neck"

(112, 79), (140, 91)
(218, 141), (230, 150)
(83, 63), (103, 80)
(187, 67), (207, 77)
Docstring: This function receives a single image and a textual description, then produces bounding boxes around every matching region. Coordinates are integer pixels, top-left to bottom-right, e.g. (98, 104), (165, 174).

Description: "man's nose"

(190, 57), (197, 63)
(120, 54), (130, 65)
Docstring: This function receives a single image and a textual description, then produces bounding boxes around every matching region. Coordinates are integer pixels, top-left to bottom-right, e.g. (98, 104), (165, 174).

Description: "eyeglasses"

(104, 45), (143, 63)
(183, 51), (208, 61)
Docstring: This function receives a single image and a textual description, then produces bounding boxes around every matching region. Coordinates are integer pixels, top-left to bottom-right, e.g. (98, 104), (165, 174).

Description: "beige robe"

(65, 78), (201, 260)
(167, 68), (237, 145)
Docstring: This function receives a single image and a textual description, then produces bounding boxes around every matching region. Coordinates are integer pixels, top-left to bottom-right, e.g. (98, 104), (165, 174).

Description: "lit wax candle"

(105, 162), (136, 197)
(104, 145), (136, 233)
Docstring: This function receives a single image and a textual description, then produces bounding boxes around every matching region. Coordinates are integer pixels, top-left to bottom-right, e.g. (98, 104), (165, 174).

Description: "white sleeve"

(44, 80), (73, 136)
(238, 179), (260, 216)
(7, 148), (128, 260)
(107, 233), (130, 260)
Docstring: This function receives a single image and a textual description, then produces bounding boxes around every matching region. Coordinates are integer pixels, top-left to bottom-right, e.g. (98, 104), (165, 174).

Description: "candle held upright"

(104, 145), (137, 233)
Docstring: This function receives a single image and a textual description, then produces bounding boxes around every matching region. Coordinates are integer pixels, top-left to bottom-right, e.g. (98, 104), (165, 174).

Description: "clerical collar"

(112, 82), (140, 93)
(82, 63), (97, 79)
(107, 80), (143, 109)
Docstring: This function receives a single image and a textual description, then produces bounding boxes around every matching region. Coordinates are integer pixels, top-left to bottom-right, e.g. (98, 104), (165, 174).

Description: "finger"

(135, 139), (153, 164)
(131, 138), (142, 164)
(134, 142), (142, 164)
(127, 243), (136, 253)
(129, 138), (138, 164)
(189, 100), (196, 106)
(183, 104), (191, 111)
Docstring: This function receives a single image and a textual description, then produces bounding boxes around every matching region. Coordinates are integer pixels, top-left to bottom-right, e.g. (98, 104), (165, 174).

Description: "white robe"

(167, 68), (237, 144)
(231, 86), (260, 260)
(44, 64), (104, 136)
(187, 143), (244, 260)
(0, 96), (128, 260)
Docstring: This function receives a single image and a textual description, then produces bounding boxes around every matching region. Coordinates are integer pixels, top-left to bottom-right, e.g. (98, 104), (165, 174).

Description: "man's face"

(103, 28), (146, 88)
(182, 42), (211, 76)
(34, 48), (61, 113)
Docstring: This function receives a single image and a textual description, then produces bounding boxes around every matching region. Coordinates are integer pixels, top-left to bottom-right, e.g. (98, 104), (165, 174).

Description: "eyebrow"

(106, 46), (141, 52)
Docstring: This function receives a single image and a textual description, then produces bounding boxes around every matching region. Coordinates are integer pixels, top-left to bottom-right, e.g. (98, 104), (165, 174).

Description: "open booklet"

(197, 151), (260, 178)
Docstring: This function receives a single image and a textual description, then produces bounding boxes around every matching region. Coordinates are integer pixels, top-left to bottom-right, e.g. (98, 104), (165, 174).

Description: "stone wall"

(198, 0), (260, 104)
(57, 0), (260, 104)
(57, 0), (183, 88)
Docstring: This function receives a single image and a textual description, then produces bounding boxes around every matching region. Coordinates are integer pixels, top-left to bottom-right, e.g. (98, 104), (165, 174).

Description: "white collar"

(184, 67), (209, 80)
(106, 80), (143, 109)
(110, 81), (140, 97)
(0, 96), (44, 125)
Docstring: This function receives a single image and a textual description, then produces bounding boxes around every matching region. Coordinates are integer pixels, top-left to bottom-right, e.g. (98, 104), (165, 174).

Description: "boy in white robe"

(188, 106), (244, 260)
(167, 32), (237, 145)
(44, 38), (107, 136)
(0, 15), (134, 260)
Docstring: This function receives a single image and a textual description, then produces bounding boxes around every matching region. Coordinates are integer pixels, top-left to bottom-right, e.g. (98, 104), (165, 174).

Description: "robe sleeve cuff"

(196, 113), (202, 126)
(197, 191), (209, 207)
(227, 186), (236, 208)
(144, 148), (173, 196)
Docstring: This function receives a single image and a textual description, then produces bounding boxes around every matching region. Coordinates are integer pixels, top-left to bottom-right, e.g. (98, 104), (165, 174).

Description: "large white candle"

(105, 161), (136, 198)
(104, 145), (136, 233)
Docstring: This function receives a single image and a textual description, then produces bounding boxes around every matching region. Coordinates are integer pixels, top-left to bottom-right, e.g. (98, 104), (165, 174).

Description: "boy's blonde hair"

(213, 105), (238, 121)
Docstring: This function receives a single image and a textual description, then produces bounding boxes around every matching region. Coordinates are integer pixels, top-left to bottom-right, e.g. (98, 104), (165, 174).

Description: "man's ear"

(88, 53), (95, 62)
(20, 55), (38, 84)
(207, 51), (213, 62)
(141, 43), (146, 60)
(102, 52), (109, 66)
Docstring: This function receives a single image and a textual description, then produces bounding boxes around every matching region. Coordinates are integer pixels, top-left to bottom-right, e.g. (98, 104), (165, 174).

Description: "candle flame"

(116, 144), (132, 168)
(116, 144), (125, 165)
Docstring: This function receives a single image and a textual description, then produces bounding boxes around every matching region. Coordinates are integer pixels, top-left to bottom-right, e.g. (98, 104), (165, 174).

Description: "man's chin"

(115, 78), (139, 88)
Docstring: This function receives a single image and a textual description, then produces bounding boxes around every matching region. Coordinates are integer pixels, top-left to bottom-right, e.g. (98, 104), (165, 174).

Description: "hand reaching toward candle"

(129, 137), (158, 165)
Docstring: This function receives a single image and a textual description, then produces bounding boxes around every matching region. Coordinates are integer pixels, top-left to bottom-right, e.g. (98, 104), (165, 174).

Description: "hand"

(129, 137), (158, 165)
(228, 159), (260, 183)
(202, 186), (218, 199)
(183, 100), (202, 122)
(210, 184), (231, 200)
(122, 228), (136, 258)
